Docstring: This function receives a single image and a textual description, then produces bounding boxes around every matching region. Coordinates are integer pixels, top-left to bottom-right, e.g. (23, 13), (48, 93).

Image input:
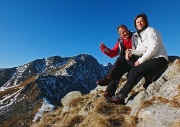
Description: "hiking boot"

(96, 76), (112, 86)
(110, 92), (125, 105)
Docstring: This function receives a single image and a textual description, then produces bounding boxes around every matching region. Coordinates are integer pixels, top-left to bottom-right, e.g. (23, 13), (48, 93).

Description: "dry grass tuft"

(140, 91), (180, 110)
(155, 94), (180, 108)
(91, 96), (131, 116)
(137, 95), (180, 125)
(69, 96), (84, 107)
(171, 95), (180, 108)
(157, 97), (171, 104)
(78, 114), (111, 127)
(92, 97), (113, 115)
(141, 97), (156, 108)
(58, 114), (84, 127)
(33, 93), (136, 127)
(78, 114), (136, 127)
(171, 121), (180, 127)
(123, 115), (138, 127)
(32, 107), (63, 127)
(107, 115), (124, 127)
(115, 106), (132, 115)
(172, 84), (180, 108)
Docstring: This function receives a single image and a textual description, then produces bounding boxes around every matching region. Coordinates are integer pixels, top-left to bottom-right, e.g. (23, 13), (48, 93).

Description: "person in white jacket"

(110, 13), (168, 104)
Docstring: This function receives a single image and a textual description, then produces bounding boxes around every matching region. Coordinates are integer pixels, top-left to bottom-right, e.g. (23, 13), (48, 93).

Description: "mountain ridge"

(0, 54), (111, 127)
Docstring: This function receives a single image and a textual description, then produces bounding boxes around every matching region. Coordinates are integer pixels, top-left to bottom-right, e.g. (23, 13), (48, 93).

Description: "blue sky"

(0, 0), (180, 68)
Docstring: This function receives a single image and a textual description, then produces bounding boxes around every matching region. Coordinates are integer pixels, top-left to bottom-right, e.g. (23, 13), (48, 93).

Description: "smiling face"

(118, 27), (130, 39)
(136, 17), (146, 30)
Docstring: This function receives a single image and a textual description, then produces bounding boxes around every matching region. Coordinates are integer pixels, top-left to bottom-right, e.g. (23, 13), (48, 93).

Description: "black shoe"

(96, 76), (112, 86)
(110, 93), (125, 105)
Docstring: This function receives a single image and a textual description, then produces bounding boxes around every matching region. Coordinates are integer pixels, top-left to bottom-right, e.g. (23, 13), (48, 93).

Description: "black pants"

(105, 56), (168, 97)
(105, 56), (132, 95)
(121, 57), (168, 97)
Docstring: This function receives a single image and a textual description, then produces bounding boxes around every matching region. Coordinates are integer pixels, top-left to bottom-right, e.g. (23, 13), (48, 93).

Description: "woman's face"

(136, 17), (146, 30)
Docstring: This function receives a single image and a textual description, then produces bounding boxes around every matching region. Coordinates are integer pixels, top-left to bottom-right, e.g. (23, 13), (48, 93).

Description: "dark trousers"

(105, 56), (168, 97)
(105, 56), (132, 95)
(121, 57), (168, 97)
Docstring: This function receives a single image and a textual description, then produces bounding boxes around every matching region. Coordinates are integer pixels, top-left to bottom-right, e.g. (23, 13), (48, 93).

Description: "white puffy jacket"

(131, 27), (168, 64)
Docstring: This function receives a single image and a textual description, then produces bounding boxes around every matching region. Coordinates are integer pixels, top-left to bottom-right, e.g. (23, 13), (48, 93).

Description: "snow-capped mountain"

(0, 54), (111, 127)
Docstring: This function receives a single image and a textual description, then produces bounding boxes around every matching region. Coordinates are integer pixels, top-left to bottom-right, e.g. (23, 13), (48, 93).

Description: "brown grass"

(32, 108), (63, 127)
(141, 96), (180, 109)
(69, 96), (84, 107)
(92, 97), (113, 115)
(55, 114), (84, 127)
(90, 96), (132, 116)
(0, 76), (37, 99)
(170, 95), (180, 108)
(33, 93), (137, 127)
(139, 95), (180, 118)
(140, 97), (156, 109)
(78, 114), (111, 127)
(171, 121), (180, 127)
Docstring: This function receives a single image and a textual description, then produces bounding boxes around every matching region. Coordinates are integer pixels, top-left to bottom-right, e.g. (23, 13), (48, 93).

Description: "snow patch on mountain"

(0, 88), (22, 110)
(33, 97), (55, 122)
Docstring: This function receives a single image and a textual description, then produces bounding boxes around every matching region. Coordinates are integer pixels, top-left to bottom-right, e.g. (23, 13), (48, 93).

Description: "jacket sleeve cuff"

(131, 50), (143, 56)
(137, 58), (144, 64)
